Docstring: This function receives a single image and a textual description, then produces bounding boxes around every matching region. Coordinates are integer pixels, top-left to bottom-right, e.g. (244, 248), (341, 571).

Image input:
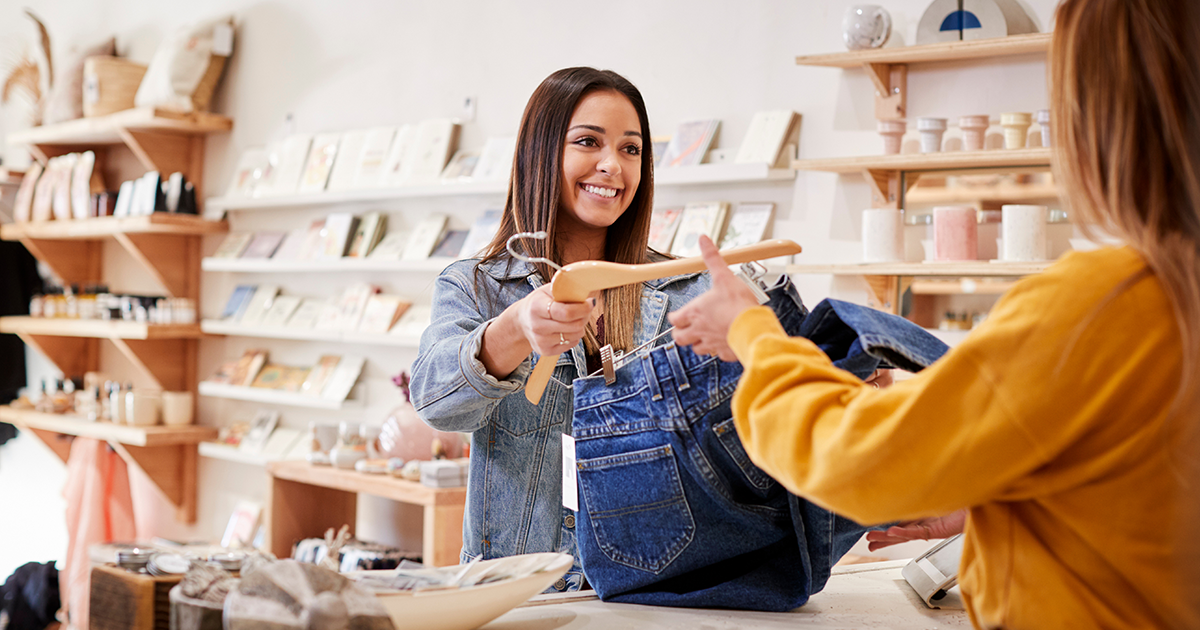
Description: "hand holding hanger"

(518, 285), (596, 357)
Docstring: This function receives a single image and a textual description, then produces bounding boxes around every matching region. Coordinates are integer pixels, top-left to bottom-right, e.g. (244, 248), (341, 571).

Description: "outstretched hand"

(865, 509), (968, 551)
(669, 235), (762, 362)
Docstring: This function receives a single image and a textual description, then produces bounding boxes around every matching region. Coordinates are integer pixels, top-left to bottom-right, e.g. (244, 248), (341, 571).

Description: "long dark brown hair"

(477, 67), (655, 354)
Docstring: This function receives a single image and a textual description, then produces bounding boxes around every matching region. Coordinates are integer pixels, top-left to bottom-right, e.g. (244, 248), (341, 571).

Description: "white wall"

(0, 0), (1061, 572)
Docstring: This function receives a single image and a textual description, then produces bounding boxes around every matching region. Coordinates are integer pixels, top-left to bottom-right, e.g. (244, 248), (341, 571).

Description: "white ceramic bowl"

(353, 552), (573, 630)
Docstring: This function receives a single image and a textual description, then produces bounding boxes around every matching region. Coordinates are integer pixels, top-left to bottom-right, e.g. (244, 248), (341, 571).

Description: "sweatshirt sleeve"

(726, 306), (1050, 525)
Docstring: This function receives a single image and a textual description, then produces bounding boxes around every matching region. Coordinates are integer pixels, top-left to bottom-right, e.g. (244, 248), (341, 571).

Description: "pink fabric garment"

(61, 438), (137, 630)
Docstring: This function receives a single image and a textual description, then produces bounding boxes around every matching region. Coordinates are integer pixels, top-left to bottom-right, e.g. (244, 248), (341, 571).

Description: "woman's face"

(558, 90), (643, 232)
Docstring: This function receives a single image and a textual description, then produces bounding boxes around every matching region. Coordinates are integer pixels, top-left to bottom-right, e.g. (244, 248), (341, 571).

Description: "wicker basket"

(83, 56), (148, 118)
(190, 54), (227, 113)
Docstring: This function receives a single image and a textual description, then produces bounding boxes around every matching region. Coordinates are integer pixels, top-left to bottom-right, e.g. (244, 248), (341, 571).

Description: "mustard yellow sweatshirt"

(728, 247), (1199, 629)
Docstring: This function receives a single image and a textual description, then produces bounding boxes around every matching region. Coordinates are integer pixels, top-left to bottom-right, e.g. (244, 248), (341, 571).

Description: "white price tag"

(561, 433), (578, 511)
(212, 23), (234, 57)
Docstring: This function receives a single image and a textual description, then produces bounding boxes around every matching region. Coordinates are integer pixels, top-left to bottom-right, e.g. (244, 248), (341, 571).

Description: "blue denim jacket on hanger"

(409, 255), (711, 591)
(571, 277), (950, 610)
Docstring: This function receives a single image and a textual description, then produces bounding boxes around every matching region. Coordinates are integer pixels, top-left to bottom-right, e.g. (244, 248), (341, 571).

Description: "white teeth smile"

(583, 184), (618, 198)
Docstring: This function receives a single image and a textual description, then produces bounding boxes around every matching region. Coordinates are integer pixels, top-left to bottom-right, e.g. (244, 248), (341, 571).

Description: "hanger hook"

(506, 231), (564, 272)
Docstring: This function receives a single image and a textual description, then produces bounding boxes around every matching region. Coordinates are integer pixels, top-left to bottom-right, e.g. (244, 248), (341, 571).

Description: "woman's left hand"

(669, 235), (761, 361)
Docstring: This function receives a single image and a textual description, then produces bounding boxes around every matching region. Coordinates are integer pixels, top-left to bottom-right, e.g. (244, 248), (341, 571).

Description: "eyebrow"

(569, 124), (643, 139)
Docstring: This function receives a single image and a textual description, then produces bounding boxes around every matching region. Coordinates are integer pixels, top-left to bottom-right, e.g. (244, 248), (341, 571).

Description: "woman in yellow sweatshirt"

(669, 0), (1200, 628)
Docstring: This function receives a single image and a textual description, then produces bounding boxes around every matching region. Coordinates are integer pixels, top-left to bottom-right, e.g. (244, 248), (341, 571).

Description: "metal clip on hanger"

(525, 239), (803, 404)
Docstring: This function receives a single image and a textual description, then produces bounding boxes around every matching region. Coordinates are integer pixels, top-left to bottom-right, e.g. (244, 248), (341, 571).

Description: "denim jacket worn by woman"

(409, 255), (711, 591)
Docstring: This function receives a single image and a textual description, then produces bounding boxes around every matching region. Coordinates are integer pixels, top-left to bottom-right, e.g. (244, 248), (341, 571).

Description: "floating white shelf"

(201, 257), (455, 273)
(197, 382), (363, 409)
(654, 163), (795, 186)
(205, 179), (511, 215)
(201, 320), (422, 347)
(198, 441), (301, 466)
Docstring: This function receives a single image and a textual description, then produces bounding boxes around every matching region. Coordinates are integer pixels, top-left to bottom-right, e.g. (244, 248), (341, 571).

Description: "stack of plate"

(146, 553), (191, 576)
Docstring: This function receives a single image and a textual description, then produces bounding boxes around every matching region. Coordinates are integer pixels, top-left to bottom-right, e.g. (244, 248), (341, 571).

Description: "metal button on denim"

(553, 578), (567, 591)
(564, 514), (576, 529)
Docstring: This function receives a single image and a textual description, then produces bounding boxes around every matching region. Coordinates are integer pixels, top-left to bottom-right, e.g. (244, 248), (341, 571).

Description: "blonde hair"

(1051, 0), (1200, 417)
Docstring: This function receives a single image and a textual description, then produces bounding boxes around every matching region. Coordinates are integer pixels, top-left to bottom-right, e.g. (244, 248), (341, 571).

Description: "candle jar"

(861, 209), (904, 262)
(1001, 204), (1048, 261)
(933, 206), (979, 261)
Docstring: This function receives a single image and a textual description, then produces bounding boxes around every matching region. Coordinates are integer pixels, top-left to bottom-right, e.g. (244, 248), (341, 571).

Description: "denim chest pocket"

(494, 362), (572, 437)
(712, 418), (776, 492)
(577, 444), (695, 574)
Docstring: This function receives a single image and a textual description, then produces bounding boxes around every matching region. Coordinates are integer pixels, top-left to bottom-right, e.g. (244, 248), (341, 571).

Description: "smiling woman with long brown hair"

(669, 0), (1200, 627)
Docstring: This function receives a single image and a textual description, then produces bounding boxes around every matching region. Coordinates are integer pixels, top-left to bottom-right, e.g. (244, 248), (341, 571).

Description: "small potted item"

(917, 118), (947, 153)
(959, 115), (990, 151)
(861, 209), (904, 262)
(877, 119), (906, 155)
(1000, 112), (1033, 149)
(1036, 109), (1051, 146)
(843, 5), (892, 50)
(330, 421), (366, 470)
(932, 206), (979, 261)
(1000, 204), (1048, 261)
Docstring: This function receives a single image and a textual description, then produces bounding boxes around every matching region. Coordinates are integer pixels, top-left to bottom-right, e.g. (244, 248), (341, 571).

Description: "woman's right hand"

(514, 285), (595, 356)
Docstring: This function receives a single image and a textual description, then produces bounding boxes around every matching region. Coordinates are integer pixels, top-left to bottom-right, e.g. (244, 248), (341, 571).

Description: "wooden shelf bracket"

(112, 442), (200, 523)
(117, 129), (207, 199)
(18, 334), (100, 377)
(18, 238), (103, 287)
(865, 62), (907, 120)
(109, 338), (196, 393)
(113, 233), (201, 300)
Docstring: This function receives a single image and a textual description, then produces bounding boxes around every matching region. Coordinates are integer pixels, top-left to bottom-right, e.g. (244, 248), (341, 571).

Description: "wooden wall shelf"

(1, 215), (228, 240)
(787, 260), (1052, 277)
(8, 108), (233, 145)
(200, 320), (421, 347)
(197, 381), (363, 409)
(266, 460), (465, 567)
(792, 148), (1052, 175)
(0, 406), (214, 522)
(0, 317), (201, 339)
(906, 183), (1060, 205)
(910, 279), (1019, 295)
(794, 33), (1051, 68)
(201, 257), (451, 273)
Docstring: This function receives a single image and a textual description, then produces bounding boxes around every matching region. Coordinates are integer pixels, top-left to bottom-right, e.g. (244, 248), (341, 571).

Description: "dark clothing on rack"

(0, 561), (60, 630)
(0, 241), (42, 445)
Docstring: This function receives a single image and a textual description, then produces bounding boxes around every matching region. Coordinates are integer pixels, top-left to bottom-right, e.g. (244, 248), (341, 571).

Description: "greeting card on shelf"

(221, 500), (263, 547)
(648, 207), (684, 252)
(238, 411), (279, 454)
(221, 284), (258, 320)
(650, 136), (671, 168)
(260, 295), (303, 327)
(320, 213), (359, 259)
(251, 364), (310, 392)
(238, 285), (280, 327)
(366, 232), (409, 261)
(225, 148), (267, 198)
(473, 137), (517, 182)
(660, 120), (720, 168)
(214, 233), (254, 259)
(321, 355), (365, 402)
(261, 428), (302, 460)
(389, 304), (432, 337)
(402, 214), (449, 260)
(402, 119), (460, 185)
(378, 124), (414, 188)
(671, 201), (730, 257)
(228, 349), (269, 387)
(298, 133), (340, 193)
(347, 212), (387, 258)
(720, 202), (775, 249)
(459, 209), (502, 259)
(354, 127), (397, 189)
(440, 150), (480, 181)
(298, 219), (328, 261)
(241, 232), (287, 259)
(259, 134), (312, 197)
(431, 230), (468, 259)
(326, 130), (368, 191)
(300, 355), (341, 397)
(333, 283), (380, 331)
(358, 295), (412, 334)
(735, 111), (801, 167)
(271, 228), (309, 261)
(286, 298), (328, 329)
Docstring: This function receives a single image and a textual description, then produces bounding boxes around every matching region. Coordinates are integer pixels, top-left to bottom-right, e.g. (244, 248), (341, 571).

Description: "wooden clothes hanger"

(522, 238), (802, 404)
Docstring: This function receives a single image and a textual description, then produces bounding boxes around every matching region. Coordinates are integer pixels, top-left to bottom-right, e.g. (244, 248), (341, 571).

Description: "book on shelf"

(365, 231), (409, 260)
(402, 214), (449, 260)
(402, 119), (461, 185)
(660, 120), (720, 168)
(458, 209), (502, 259)
(357, 294), (412, 334)
(297, 219), (328, 261)
(320, 213), (360, 259)
(431, 229), (468, 258)
(719, 202), (775, 249)
(259, 295), (303, 328)
(346, 212), (387, 258)
(472, 137), (517, 182)
(111, 180), (133, 218)
(238, 411), (279, 454)
(378, 124), (414, 188)
(300, 355), (341, 397)
(671, 201), (730, 257)
(259, 134), (312, 197)
(298, 133), (340, 193)
(241, 232), (287, 259)
(221, 284), (259, 320)
(648, 207), (684, 252)
(389, 304), (432, 337)
(440, 150), (480, 181)
(325, 129), (368, 191)
(320, 355), (366, 402)
(226, 349), (269, 387)
(734, 111), (801, 166)
(11, 161), (42, 222)
(238, 285), (281, 327)
(213, 233), (254, 259)
(353, 126), (397, 189)
(285, 298), (328, 329)
(271, 227), (309, 261)
(250, 364), (310, 392)
(225, 148), (267, 198)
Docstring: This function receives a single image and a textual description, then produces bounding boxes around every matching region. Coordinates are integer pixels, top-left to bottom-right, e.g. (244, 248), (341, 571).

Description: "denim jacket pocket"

(578, 444), (695, 574)
(712, 417), (776, 492)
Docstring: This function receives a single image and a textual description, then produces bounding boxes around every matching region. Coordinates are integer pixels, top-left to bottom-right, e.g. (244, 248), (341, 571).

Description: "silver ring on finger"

(558, 332), (567, 345)
(546, 300), (554, 321)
